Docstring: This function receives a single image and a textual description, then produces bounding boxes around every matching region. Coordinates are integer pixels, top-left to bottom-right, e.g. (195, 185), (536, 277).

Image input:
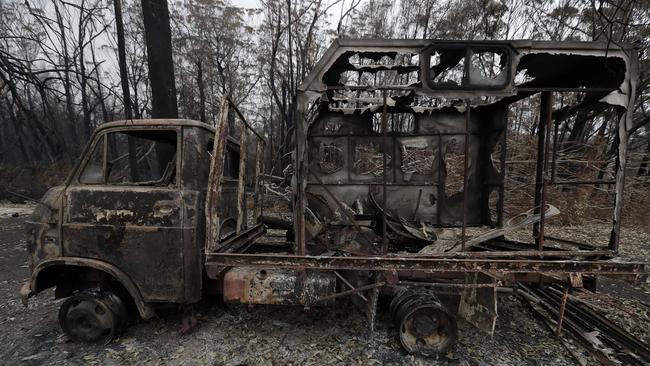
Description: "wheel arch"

(31, 257), (155, 319)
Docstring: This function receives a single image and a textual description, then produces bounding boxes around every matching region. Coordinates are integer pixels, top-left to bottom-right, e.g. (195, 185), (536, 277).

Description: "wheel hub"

(59, 289), (126, 344)
(391, 289), (458, 356)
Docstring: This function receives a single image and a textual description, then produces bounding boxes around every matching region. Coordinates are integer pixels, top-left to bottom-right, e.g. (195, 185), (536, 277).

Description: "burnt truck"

(21, 40), (648, 356)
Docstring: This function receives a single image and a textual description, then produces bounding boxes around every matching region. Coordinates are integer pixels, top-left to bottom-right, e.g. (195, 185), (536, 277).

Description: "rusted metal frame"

(334, 271), (368, 301)
(222, 97), (266, 230)
(208, 223), (265, 254)
(609, 55), (637, 252)
(518, 287), (617, 366)
(497, 118), (508, 227)
(396, 281), (501, 289)
(101, 134), (108, 183)
(608, 111), (625, 252)
(295, 96), (307, 256)
(310, 281), (385, 304)
(551, 115), (559, 183)
(474, 240), (565, 253)
(437, 135), (443, 225)
(205, 98), (231, 251)
(476, 239), (612, 258)
(308, 182), (436, 187)
(461, 101), (471, 250)
(396, 249), (615, 258)
(532, 91), (552, 248)
(235, 127), (248, 233)
(544, 235), (601, 250)
(176, 126), (183, 189)
(204, 224), (266, 279)
(538, 92), (554, 251)
(546, 286), (650, 362)
(556, 285), (570, 335)
(530, 285), (648, 365)
(205, 253), (646, 275)
(392, 124), (398, 186)
(381, 90), (389, 254)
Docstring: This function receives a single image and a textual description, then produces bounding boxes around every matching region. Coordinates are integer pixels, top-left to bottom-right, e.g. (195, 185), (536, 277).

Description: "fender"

(30, 257), (156, 319)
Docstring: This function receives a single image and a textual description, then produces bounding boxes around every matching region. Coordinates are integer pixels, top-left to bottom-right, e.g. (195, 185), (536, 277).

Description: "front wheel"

(58, 288), (127, 344)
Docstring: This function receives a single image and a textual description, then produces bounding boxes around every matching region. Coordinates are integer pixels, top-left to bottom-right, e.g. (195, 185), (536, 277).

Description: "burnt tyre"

(390, 288), (458, 356)
(58, 288), (128, 344)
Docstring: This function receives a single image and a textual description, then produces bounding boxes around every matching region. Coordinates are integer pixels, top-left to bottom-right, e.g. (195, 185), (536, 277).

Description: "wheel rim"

(399, 305), (457, 356)
(391, 289), (458, 356)
(60, 294), (116, 344)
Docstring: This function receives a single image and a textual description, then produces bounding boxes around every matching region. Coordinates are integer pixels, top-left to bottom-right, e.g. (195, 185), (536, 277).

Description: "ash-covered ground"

(0, 203), (647, 365)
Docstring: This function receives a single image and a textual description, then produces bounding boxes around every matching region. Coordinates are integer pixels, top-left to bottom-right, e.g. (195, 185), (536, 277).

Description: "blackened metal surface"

(223, 267), (336, 305)
(457, 273), (498, 334)
(294, 38), (639, 259)
(63, 186), (188, 302)
(26, 122), (214, 306)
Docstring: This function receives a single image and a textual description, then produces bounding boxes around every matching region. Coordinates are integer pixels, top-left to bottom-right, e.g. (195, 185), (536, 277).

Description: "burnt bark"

(141, 0), (178, 118)
(114, 0), (132, 120)
(197, 59), (206, 123)
(115, 0), (139, 181)
(77, 1), (91, 139)
(90, 46), (109, 122)
(53, 1), (78, 144)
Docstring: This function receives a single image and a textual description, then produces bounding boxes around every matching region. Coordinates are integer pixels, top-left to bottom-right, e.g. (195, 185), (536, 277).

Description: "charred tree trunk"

(115, 0), (139, 181)
(141, 0), (178, 118)
(114, 0), (132, 120)
(197, 59), (206, 123)
(78, 21), (91, 138)
(90, 46), (109, 122)
(53, 2), (78, 145)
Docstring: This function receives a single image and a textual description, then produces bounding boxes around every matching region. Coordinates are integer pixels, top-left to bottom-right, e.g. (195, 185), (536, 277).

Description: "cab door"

(62, 127), (186, 302)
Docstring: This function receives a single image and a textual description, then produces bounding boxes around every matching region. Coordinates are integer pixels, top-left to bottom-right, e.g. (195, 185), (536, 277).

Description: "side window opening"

(426, 46), (510, 89)
(79, 129), (177, 186)
(223, 144), (240, 179)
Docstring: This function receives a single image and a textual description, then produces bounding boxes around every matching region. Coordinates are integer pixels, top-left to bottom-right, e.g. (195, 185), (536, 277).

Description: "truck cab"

(22, 118), (238, 343)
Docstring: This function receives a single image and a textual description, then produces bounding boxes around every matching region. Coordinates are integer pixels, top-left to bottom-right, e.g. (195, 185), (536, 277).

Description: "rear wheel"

(390, 289), (458, 356)
(58, 288), (127, 344)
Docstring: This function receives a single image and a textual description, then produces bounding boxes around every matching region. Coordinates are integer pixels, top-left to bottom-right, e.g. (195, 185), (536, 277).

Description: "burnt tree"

(114, 0), (132, 120)
(141, 0), (178, 118)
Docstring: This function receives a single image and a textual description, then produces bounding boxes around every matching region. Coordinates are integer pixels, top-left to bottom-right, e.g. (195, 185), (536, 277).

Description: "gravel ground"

(0, 203), (647, 365)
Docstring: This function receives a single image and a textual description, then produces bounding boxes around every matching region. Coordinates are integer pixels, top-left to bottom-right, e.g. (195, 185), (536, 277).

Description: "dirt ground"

(0, 203), (648, 365)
